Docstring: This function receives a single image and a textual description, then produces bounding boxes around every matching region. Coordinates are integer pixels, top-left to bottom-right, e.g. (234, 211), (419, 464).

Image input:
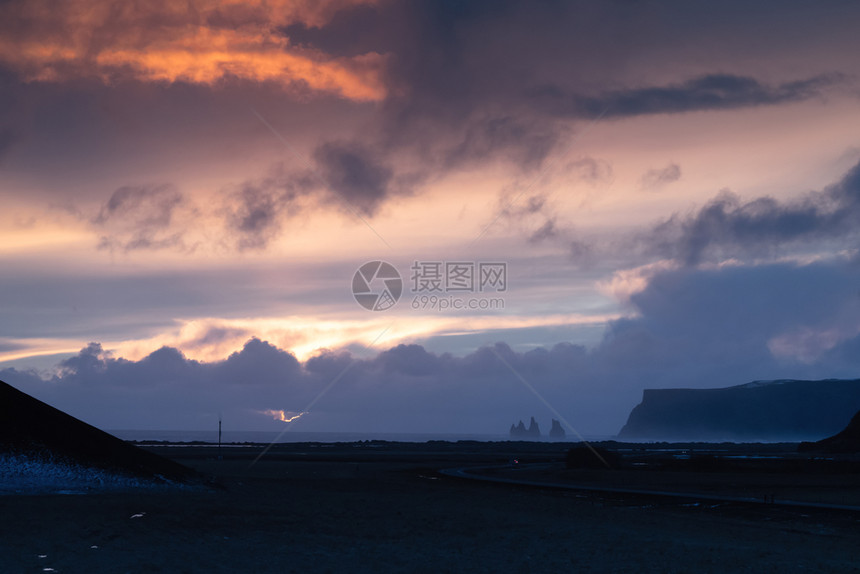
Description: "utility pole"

(218, 413), (223, 461)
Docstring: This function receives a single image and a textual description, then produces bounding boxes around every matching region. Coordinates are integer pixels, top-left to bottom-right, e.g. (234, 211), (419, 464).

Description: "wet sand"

(1, 442), (859, 573)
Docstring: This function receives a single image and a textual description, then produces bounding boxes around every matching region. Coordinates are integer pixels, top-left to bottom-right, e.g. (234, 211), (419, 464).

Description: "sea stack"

(549, 419), (565, 439)
(509, 417), (541, 439)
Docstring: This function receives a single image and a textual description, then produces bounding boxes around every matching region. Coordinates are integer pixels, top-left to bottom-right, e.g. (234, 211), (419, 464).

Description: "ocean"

(108, 430), (516, 444)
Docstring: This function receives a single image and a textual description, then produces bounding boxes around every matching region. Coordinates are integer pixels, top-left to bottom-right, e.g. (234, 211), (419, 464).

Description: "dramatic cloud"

(533, 74), (842, 119)
(6, 255), (860, 435)
(642, 159), (860, 265)
(442, 115), (561, 172)
(217, 141), (415, 249)
(74, 141), (412, 253)
(492, 155), (614, 247)
(528, 219), (559, 244)
(602, 259), (860, 373)
(2, 1), (860, 440)
(279, 3), (847, 223)
(313, 140), (396, 216)
(221, 164), (315, 251)
(494, 189), (560, 246)
(0, 0), (385, 100)
(562, 159), (860, 269)
(226, 185), (286, 251)
(92, 184), (190, 252)
(641, 163), (681, 191)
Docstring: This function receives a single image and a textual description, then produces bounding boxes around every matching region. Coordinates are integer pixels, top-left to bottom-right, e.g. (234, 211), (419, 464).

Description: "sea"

(108, 430), (522, 444)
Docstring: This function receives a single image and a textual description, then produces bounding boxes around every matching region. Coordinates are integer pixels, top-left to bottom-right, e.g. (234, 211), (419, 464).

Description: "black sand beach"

(2, 441), (859, 573)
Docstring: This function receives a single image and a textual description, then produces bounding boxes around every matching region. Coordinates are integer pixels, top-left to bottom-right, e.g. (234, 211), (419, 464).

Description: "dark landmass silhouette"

(798, 409), (860, 453)
(618, 379), (860, 441)
(509, 416), (541, 439)
(0, 379), (196, 483)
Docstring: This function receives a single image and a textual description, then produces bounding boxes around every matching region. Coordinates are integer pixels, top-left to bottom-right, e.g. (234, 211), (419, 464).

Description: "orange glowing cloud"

(0, 0), (386, 100)
(261, 409), (306, 423)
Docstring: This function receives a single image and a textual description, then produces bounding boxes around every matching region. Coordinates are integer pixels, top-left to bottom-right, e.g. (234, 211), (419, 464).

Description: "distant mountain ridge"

(618, 378), (860, 441)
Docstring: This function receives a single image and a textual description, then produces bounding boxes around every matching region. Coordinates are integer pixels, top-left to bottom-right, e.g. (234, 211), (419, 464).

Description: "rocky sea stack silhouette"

(509, 416), (541, 439)
(508, 417), (567, 440)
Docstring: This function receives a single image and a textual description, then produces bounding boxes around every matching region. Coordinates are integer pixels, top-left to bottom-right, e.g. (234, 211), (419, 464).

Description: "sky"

(2, 0), (860, 437)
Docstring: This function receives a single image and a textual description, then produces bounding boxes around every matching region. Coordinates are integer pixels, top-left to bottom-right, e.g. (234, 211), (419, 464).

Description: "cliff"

(618, 379), (860, 442)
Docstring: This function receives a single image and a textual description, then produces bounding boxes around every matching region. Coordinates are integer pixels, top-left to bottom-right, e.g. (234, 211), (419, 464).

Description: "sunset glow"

(2, 1), (860, 435)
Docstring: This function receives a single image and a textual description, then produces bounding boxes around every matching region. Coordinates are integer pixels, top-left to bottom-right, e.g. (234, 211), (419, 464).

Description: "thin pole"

(218, 416), (222, 460)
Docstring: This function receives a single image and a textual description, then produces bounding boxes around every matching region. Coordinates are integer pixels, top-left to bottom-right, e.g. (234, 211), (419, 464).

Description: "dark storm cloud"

(312, 140), (396, 216)
(222, 167), (314, 251)
(494, 188), (561, 246)
(3, 0), (853, 243)
(528, 219), (559, 244)
(641, 159), (860, 265)
(587, 260), (860, 411)
(220, 141), (420, 249)
(227, 185), (285, 251)
(532, 74), (842, 119)
(0, 338), (593, 433)
(563, 159), (860, 267)
(443, 115), (561, 172)
(5, 257), (860, 434)
(373, 2), (844, 151)
(1, 338), (307, 430)
(641, 164), (681, 190)
(278, 2), (851, 225)
(285, 2), (571, 176)
(94, 185), (181, 227)
(92, 184), (188, 252)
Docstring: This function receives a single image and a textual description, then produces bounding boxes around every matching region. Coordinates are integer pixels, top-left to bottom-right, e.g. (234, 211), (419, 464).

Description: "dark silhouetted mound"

(798, 409), (860, 453)
(618, 379), (860, 441)
(1, 380), (196, 484)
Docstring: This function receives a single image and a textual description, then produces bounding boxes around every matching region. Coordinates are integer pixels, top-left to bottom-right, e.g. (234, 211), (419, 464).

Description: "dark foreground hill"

(799, 409), (860, 453)
(618, 379), (860, 441)
(1, 379), (196, 487)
